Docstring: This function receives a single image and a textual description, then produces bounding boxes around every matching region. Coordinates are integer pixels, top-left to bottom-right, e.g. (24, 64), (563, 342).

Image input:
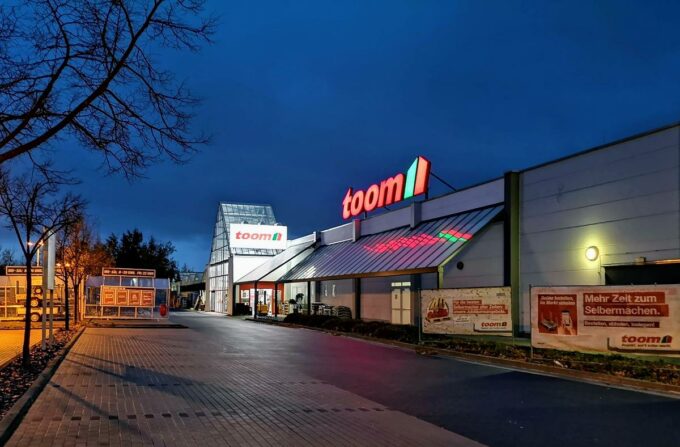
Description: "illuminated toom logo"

(342, 156), (431, 219)
(229, 224), (288, 250)
(235, 231), (283, 241)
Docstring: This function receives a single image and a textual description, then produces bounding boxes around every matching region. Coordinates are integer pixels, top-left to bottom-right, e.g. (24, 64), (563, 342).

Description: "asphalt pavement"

(174, 311), (680, 447)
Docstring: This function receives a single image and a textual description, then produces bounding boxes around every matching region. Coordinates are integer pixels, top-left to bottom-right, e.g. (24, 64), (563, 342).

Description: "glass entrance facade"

(207, 203), (280, 313)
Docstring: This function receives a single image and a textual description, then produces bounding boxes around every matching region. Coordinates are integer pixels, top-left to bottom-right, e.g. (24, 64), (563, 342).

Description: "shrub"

(283, 313), (303, 324)
(320, 318), (342, 330)
(306, 314), (337, 328)
(351, 321), (385, 336)
(334, 319), (362, 333)
(373, 324), (419, 343)
(283, 313), (337, 327)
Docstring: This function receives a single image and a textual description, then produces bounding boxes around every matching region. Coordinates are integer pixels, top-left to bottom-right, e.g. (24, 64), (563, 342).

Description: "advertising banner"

(102, 287), (116, 305)
(116, 289), (129, 305)
(128, 290), (141, 306)
(141, 290), (154, 307)
(532, 285), (680, 356)
(229, 224), (287, 250)
(422, 287), (512, 336)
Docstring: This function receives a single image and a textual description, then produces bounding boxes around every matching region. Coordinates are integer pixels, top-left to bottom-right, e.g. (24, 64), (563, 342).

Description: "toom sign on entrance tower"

(229, 223), (288, 250)
(342, 156), (431, 219)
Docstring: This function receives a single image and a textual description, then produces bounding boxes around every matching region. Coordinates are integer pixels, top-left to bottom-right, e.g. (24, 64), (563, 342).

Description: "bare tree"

(0, 245), (18, 271)
(0, 0), (214, 176)
(57, 217), (112, 329)
(0, 167), (84, 367)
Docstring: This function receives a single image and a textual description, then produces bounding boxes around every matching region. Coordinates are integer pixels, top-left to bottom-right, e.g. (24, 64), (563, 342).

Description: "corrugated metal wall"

(519, 126), (680, 331)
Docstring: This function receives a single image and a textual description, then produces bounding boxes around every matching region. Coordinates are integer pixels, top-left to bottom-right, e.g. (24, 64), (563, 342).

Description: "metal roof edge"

(277, 267), (438, 284)
(520, 122), (680, 174)
(234, 243), (316, 285)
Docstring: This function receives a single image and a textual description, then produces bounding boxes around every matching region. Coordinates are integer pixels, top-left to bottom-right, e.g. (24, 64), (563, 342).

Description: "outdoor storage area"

(84, 268), (170, 319)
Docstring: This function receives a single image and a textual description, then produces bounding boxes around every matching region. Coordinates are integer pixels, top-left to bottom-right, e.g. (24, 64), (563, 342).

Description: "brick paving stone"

(7, 327), (485, 446)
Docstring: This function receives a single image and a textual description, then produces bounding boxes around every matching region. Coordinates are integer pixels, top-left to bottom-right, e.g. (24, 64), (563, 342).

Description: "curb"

(0, 326), (86, 445)
(86, 323), (187, 329)
(248, 319), (680, 398)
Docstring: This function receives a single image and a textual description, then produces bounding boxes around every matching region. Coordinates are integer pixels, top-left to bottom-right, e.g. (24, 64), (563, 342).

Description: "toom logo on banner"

(342, 156), (431, 219)
(621, 335), (673, 344)
(229, 224), (288, 250)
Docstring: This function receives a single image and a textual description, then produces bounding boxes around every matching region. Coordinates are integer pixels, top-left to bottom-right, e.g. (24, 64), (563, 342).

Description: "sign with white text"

(6, 266), (43, 276)
(102, 267), (156, 278)
(422, 287), (512, 336)
(532, 285), (680, 356)
(229, 224), (287, 250)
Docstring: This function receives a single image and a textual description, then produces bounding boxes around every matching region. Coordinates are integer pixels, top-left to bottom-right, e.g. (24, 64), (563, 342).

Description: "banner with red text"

(422, 287), (512, 336)
(531, 285), (680, 356)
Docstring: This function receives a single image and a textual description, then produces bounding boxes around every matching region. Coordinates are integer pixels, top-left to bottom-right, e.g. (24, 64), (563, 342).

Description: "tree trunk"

(22, 256), (32, 368)
(63, 278), (70, 331)
(73, 279), (79, 324)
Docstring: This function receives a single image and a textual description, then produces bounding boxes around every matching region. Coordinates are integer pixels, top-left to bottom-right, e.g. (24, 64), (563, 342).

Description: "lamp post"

(27, 241), (42, 266)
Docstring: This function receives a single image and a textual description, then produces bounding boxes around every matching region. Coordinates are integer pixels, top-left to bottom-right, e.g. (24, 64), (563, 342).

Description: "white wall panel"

(361, 276), (407, 322)
(523, 168), (678, 219)
(523, 128), (678, 186)
(441, 222), (504, 288)
(421, 178), (505, 221)
(518, 126), (680, 332)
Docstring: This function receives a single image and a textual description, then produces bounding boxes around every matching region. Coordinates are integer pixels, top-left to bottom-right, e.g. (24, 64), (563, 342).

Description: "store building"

(232, 124), (680, 335)
(205, 202), (287, 314)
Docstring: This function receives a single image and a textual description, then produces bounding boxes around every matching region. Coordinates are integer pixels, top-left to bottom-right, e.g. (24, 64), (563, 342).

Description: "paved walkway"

(0, 330), (42, 366)
(7, 327), (483, 446)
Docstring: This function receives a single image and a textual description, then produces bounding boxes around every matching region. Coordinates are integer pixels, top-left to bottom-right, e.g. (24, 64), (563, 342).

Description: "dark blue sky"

(11, 0), (680, 270)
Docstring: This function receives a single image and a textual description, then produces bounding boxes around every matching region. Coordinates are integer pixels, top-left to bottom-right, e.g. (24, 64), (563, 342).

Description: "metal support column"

(353, 278), (361, 320)
(253, 280), (259, 319)
(504, 171), (521, 336)
(409, 275), (422, 327)
(306, 281), (311, 315)
(274, 282), (278, 317)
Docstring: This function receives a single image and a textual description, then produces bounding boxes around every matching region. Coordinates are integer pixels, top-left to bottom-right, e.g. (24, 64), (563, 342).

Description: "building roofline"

(218, 201), (275, 207)
(519, 121), (680, 174)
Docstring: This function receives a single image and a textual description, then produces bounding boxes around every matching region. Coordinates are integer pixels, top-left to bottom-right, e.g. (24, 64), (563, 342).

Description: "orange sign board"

(102, 288), (116, 305)
(141, 290), (154, 307)
(116, 289), (129, 305)
(128, 290), (141, 306)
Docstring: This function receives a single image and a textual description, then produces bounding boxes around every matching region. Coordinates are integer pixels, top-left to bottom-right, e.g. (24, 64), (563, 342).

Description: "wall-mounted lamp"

(585, 246), (599, 261)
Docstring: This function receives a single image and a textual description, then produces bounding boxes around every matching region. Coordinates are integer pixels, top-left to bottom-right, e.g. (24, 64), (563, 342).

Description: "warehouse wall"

(519, 126), (680, 331)
(440, 221), (504, 289)
(318, 279), (354, 317)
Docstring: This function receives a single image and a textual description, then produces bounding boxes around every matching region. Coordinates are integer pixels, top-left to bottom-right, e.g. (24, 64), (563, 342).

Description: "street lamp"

(27, 241), (43, 266)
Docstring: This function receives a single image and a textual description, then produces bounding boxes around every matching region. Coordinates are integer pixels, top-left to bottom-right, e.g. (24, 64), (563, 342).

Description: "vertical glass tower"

(207, 203), (279, 313)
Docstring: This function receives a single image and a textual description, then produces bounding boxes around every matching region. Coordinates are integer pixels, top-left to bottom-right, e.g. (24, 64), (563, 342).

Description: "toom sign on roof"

(342, 156), (431, 219)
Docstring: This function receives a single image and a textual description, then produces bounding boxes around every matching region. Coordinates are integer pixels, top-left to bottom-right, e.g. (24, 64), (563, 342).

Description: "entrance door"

(391, 287), (411, 325)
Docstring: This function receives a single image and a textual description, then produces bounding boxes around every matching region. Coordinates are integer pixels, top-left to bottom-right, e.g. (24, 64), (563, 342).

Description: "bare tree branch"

(0, 0), (215, 177)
